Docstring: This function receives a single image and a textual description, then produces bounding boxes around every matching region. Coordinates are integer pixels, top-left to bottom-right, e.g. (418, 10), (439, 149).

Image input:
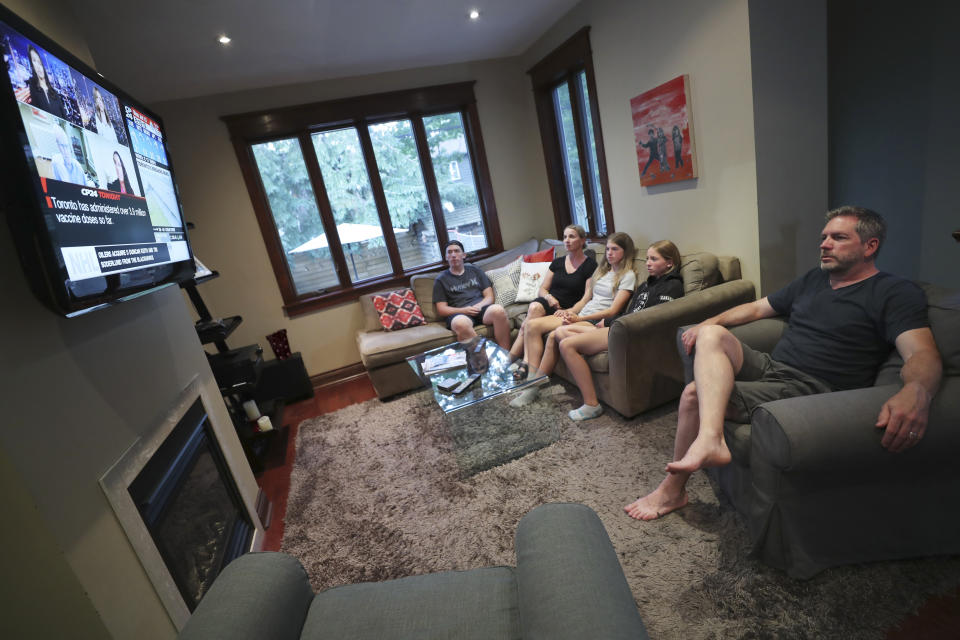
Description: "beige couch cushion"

(357, 322), (456, 370)
(680, 252), (722, 293)
(586, 351), (609, 373)
(359, 289), (393, 333)
(586, 242), (604, 262)
(716, 256), (741, 282)
(410, 275), (440, 322)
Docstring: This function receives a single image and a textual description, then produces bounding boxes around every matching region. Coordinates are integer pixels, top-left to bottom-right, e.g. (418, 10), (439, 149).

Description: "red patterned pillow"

(523, 247), (555, 263)
(372, 289), (426, 331)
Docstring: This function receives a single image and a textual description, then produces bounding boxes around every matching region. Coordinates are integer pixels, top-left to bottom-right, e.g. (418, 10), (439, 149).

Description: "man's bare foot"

(665, 434), (731, 474)
(624, 487), (688, 521)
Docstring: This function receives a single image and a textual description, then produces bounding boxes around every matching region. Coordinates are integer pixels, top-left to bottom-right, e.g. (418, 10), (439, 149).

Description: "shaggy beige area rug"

(282, 384), (960, 639)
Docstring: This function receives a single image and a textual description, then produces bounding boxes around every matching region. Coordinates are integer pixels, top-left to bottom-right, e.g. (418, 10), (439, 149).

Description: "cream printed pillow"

(484, 257), (522, 307)
(515, 261), (552, 303)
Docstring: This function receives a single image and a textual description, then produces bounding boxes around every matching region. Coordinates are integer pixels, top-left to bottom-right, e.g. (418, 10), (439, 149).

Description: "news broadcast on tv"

(1, 20), (189, 285)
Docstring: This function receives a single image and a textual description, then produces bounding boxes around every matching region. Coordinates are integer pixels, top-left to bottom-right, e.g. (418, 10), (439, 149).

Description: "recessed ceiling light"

(468, 9), (480, 20)
(218, 35), (232, 45)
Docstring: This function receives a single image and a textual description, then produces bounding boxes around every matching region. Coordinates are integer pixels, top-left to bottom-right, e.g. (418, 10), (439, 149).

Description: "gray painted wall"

(0, 212), (262, 638)
(522, 0), (762, 290)
(0, 1), (263, 637)
(749, 0), (828, 296)
(828, 0), (960, 288)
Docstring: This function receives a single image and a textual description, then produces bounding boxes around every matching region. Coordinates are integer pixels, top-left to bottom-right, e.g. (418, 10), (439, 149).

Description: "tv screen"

(0, 6), (195, 316)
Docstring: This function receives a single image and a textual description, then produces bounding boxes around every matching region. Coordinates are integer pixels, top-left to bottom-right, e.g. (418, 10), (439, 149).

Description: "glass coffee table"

(406, 338), (547, 413)
(406, 339), (558, 477)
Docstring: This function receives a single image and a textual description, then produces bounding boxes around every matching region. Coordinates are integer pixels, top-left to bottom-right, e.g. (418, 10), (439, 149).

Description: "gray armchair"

(678, 283), (960, 578)
(179, 503), (648, 639)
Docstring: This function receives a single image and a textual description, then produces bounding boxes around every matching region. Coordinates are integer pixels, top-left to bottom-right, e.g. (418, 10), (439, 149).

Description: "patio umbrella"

(289, 223), (407, 253)
(290, 222), (407, 277)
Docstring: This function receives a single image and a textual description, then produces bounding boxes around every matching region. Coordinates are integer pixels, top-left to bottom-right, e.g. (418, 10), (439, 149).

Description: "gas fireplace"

(101, 377), (261, 628)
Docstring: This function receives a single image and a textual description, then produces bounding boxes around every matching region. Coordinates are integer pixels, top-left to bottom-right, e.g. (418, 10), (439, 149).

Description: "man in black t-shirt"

(432, 241), (511, 348)
(626, 206), (942, 521)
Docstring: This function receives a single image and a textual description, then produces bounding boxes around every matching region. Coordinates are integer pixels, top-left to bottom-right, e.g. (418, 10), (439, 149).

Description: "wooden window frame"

(528, 27), (614, 239)
(222, 82), (502, 317)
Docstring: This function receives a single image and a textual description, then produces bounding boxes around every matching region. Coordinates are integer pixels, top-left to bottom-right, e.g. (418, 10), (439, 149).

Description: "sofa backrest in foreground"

(178, 503), (649, 640)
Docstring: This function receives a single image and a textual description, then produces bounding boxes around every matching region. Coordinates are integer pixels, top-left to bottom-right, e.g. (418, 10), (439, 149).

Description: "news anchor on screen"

(107, 150), (133, 193)
(26, 44), (67, 120)
(92, 86), (118, 143)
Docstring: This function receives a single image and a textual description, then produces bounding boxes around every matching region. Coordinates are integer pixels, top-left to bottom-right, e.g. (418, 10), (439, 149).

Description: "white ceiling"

(69, 0), (581, 104)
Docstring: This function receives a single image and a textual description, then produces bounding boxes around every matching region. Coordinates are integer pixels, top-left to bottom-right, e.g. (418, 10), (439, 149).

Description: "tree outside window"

(224, 83), (501, 315)
(529, 27), (612, 238)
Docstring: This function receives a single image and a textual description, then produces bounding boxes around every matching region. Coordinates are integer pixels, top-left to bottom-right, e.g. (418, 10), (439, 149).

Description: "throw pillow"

(680, 252), (722, 293)
(485, 257), (522, 307)
(679, 255), (706, 293)
(371, 289), (426, 331)
(523, 247), (555, 263)
(515, 261), (552, 303)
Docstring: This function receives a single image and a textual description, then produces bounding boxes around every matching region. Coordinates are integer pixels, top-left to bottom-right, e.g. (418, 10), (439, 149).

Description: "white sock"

(569, 403), (603, 421)
(509, 386), (540, 407)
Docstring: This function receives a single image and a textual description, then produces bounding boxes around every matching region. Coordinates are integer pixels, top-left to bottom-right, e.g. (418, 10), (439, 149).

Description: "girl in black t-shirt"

(508, 224), (597, 359)
(558, 240), (684, 421)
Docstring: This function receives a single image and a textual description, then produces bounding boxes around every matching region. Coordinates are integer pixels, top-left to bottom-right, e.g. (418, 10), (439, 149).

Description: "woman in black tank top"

(508, 225), (596, 359)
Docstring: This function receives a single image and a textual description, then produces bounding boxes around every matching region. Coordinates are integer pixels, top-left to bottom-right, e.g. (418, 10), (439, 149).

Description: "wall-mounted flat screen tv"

(0, 6), (195, 317)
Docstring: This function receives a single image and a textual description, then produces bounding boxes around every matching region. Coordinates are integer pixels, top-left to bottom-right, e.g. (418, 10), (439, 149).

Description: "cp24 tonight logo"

(80, 188), (99, 197)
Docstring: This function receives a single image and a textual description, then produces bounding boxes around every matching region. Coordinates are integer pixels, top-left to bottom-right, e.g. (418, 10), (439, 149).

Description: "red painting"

(631, 75), (698, 187)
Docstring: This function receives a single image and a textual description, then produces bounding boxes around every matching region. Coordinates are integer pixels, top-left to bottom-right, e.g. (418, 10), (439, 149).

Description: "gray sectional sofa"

(357, 238), (755, 418)
(178, 503), (648, 640)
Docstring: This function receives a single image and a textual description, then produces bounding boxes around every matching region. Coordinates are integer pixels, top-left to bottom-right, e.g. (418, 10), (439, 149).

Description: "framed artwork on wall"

(630, 75), (698, 187)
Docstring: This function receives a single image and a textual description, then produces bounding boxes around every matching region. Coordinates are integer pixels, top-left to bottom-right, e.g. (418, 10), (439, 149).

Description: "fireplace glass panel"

(128, 398), (252, 610)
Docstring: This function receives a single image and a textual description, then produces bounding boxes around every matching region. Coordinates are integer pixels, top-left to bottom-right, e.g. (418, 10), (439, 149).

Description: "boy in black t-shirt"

(432, 241), (511, 348)
(626, 207), (942, 522)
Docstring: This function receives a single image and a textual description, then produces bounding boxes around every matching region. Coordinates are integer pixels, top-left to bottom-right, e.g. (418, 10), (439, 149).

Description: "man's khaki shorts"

(727, 342), (834, 423)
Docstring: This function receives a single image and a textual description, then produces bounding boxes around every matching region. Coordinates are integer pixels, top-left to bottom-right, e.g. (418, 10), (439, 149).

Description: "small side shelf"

(207, 344), (263, 393)
(192, 270), (220, 286)
(196, 315), (242, 346)
(179, 244), (311, 487)
(236, 399), (287, 474)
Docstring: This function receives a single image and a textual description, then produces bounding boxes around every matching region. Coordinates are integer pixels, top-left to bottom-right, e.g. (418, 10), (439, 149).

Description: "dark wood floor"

(254, 375), (959, 638)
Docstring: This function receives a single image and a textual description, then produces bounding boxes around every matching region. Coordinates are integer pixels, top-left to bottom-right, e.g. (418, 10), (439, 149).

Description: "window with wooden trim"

(528, 27), (613, 238)
(222, 82), (501, 316)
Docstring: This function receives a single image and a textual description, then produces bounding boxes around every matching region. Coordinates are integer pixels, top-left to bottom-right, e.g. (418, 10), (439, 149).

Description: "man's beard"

(819, 252), (858, 273)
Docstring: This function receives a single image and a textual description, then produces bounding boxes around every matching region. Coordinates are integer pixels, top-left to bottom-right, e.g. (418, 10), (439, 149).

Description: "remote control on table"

(436, 377), (460, 393)
(452, 373), (481, 394)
